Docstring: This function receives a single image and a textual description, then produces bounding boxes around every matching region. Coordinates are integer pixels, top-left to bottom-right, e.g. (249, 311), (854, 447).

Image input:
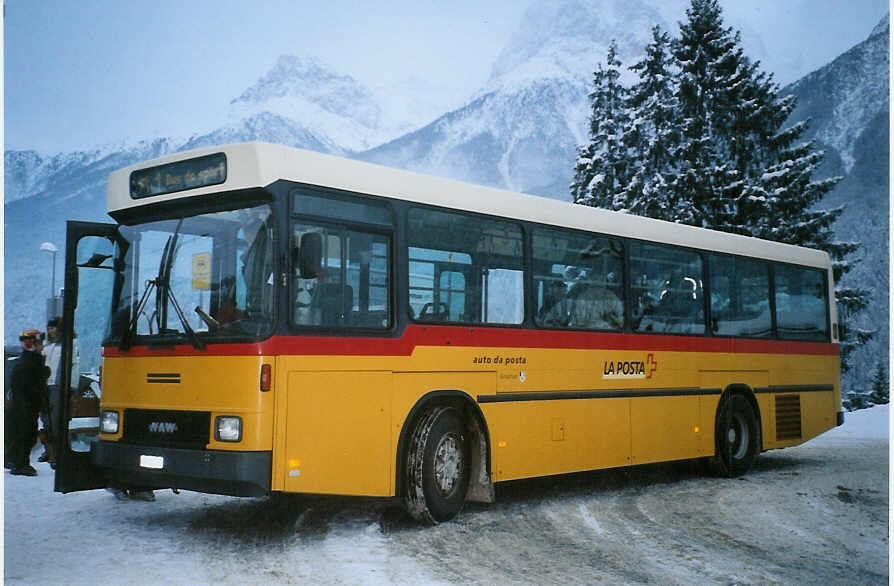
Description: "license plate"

(139, 455), (164, 469)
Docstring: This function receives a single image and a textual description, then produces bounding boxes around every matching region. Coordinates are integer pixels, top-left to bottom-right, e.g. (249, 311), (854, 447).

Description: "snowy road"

(5, 407), (888, 585)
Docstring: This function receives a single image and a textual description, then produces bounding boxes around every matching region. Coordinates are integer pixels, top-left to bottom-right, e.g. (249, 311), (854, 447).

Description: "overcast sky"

(4, 0), (889, 154)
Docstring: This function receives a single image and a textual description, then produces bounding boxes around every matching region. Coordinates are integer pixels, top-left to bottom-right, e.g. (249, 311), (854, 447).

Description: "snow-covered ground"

(4, 405), (888, 584)
(819, 403), (889, 440)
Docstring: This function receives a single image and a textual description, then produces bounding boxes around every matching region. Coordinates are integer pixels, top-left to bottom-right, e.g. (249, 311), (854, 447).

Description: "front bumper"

(92, 441), (271, 497)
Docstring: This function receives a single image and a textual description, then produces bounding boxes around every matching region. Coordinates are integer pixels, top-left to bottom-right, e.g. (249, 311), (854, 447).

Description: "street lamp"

(40, 241), (58, 299)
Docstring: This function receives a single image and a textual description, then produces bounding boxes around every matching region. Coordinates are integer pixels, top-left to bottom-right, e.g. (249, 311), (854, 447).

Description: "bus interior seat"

(314, 283), (353, 325)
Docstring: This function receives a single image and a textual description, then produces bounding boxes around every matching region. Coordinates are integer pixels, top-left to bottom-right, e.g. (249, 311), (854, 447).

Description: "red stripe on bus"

(102, 324), (839, 358)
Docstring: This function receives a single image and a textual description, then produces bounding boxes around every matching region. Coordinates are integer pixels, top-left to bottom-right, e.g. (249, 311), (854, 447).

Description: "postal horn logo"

(602, 353), (658, 379)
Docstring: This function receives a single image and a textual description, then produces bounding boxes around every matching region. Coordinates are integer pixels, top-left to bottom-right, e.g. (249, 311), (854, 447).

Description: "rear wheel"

(404, 406), (469, 524)
(713, 394), (759, 477)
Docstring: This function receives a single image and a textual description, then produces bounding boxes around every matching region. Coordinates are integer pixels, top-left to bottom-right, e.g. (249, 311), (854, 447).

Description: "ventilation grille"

(775, 394), (802, 440)
(147, 372), (181, 384)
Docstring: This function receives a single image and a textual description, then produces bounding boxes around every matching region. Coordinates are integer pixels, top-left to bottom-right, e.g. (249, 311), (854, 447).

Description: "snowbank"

(821, 404), (889, 440)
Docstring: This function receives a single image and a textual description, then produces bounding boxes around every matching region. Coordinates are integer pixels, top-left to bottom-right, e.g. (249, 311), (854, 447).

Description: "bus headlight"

(100, 410), (120, 434)
(215, 416), (242, 442)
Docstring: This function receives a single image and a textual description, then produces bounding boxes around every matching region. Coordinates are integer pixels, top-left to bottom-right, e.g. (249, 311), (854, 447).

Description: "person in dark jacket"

(8, 329), (50, 476)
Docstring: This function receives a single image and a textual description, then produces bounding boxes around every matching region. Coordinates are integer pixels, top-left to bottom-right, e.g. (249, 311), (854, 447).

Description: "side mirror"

(298, 233), (323, 279)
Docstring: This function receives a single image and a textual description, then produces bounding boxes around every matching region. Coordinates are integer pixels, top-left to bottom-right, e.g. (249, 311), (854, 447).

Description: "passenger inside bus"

(567, 271), (623, 330)
(215, 277), (244, 325)
(538, 247), (623, 331)
(566, 245), (623, 331)
(293, 277), (318, 325)
(537, 280), (570, 327)
(639, 270), (703, 333)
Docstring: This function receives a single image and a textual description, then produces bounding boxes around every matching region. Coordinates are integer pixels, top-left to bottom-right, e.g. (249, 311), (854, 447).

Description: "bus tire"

(403, 406), (469, 524)
(712, 394), (759, 477)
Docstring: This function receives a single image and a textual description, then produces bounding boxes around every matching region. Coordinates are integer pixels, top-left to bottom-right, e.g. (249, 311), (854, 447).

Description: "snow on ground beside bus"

(4, 404), (888, 584)
(823, 403), (889, 440)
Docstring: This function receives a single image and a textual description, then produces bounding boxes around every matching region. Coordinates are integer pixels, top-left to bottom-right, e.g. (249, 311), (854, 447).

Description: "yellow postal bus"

(55, 142), (842, 523)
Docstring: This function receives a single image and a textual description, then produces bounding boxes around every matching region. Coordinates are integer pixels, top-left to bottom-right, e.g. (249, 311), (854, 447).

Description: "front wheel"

(404, 406), (469, 524)
(713, 394), (759, 477)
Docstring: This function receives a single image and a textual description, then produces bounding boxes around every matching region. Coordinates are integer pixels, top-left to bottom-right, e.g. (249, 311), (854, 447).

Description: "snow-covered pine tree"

(837, 282), (874, 377)
(869, 362), (889, 405)
(671, 0), (749, 229)
(844, 390), (868, 411)
(572, 0), (870, 376)
(623, 26), (684, 220)
(750, 120), (872, 375)
(570, 41), (629, 209)
(674, 0), (870, 375)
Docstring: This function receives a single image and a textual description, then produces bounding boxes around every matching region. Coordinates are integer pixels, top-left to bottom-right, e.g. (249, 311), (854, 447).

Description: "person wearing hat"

(8, 329), (50, 476)
(39, 317), (80, 466)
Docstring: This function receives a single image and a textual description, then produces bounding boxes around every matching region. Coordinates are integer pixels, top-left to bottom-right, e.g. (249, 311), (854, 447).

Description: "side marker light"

(260, 364), (272, 392)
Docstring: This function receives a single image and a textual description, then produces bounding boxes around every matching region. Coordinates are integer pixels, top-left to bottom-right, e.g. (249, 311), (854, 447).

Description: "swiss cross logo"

(646, 353), (658, 378)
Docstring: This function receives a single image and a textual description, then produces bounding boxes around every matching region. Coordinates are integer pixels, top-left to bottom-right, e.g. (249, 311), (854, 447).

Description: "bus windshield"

(109, 202), (275, 345)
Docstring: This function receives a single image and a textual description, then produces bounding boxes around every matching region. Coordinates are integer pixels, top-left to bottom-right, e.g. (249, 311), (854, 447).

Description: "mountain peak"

(230, 54), (374, 114)
(489, 0), (666, 86)
(784, 11), (889, 174)
(260, 55), (352, 92)
(228, 54), (383, 151)
(870, 12), (889, 39)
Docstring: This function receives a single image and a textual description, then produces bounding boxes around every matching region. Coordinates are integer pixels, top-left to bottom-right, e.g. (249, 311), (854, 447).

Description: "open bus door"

(54, 221), (125, 493)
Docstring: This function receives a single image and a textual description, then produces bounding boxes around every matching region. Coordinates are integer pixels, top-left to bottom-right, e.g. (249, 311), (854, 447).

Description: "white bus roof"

(108, 141), (831, 269)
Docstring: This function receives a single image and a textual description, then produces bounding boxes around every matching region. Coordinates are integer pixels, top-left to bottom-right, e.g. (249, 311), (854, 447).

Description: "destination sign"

(130, 152), (227, 199)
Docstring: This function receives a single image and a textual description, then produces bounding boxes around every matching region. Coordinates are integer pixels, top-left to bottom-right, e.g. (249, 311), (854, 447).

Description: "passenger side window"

(408, 208), (523, 324)
(533, 227), (624, 331)
(709, 255), (772, 337)
(630, 243), (705, 334)
(775, 264), (828, 341)
(291, 223), (391, 329)
(409, 248), (472, 322)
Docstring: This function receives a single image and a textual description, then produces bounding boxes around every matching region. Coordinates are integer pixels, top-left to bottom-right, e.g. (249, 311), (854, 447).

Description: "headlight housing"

(100, 410), (119, 434)
(215, 416), (242, 442)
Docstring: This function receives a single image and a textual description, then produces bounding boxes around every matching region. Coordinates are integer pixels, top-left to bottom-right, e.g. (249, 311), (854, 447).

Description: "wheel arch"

(396, 390), (494, 503)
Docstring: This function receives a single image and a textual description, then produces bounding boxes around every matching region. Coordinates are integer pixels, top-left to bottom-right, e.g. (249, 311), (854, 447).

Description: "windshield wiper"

(120, 222), (206, 351)
(163, 284), (205, 350)
(120, 278), (206, 350)
(119, 233), (173, 351)
(156, 221), (205, 350)
(119, 276), (157, 351)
